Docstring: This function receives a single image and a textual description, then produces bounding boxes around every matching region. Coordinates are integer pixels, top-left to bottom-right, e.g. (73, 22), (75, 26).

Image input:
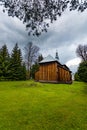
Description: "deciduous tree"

(0, 0), (87, 36)
(24, 42), (39, 75)
(76, 44), (87, 61)
(77, 61), (87, 82)
(30, 62), (39, 79)
(74, 72), (80, 81)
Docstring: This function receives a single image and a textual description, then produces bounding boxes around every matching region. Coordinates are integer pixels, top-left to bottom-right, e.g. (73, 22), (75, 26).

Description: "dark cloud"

(0, 8), (87, 73)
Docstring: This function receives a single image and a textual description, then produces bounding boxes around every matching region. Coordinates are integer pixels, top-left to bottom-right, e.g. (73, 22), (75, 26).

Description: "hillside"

(0, 81), (87, 130)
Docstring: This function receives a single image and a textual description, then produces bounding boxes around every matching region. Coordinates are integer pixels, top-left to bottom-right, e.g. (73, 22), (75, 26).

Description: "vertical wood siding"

(35, 61), (72, 83)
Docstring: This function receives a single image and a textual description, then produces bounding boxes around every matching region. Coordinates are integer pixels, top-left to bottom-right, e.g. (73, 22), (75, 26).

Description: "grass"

(0, 81), (87, 130)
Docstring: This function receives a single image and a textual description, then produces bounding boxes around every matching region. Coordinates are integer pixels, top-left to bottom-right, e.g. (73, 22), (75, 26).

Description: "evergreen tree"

(0, 44), (26, 81)
(21, 62), (26, 80)
(0, 44), (10, 80)
(10, 43), (25, 80)
(18, 61), (26, 80)
(38, 54), (43, 62)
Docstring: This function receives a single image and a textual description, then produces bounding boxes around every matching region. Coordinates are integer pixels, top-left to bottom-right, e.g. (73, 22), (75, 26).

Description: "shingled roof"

(39, 55), (71, 72)
(39, 55), (59, 64)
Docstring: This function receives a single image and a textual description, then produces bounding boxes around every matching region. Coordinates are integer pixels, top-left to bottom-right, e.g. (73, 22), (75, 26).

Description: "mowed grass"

(0, 81), (87, 130)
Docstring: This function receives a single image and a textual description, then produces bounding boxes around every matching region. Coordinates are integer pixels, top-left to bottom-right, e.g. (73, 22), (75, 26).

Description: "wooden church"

(35, 52), (72, 83)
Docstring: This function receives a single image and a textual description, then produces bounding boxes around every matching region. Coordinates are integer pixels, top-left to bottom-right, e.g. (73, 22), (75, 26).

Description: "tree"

(24, 42), (39, 78)
(21, 62), (27, 80)
(74, 72), (80, 81)
(30, 54), (43, 79)
(0, 44), (26, 81)
(77, 61), (87, 82)
(38, 54), (44, 62)
(76, 44), (87, 61)
(0, 44), (10, 80)
(10, 43), (26, 80)
(0, 0), (87, 36)
(30, 62), (39, 79)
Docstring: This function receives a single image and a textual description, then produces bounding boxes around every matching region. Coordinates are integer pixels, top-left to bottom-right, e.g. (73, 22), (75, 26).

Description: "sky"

(0, 6), (87, 73)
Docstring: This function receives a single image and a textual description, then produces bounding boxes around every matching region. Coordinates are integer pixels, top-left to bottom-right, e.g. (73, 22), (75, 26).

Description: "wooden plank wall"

(35, 62), (57, 82)
(35, 62), (72, 83)
(58, 66), (71, 82)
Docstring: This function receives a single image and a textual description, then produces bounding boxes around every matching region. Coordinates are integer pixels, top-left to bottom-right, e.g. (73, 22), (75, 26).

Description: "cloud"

(66, 58), (81, 67)
(65, 57), (81, 73)
(0, 7), (87, 73)
(0, 7), (29, 49)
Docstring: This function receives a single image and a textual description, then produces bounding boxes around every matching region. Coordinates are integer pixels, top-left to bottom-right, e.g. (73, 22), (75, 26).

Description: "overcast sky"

(0, 7), (87, 73)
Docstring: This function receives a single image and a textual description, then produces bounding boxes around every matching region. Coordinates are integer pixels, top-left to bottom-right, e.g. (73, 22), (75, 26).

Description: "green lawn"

(0, 81), (87, 130)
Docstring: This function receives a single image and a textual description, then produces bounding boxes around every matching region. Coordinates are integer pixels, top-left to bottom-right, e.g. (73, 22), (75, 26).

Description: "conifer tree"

(0, 44), (10, 80)
(38, 54), (43, 62)
(10, 43), (26, 80)
(21, 62), (26, 80)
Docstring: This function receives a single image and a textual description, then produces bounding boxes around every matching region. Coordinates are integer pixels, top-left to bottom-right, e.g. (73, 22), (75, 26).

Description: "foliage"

(30, 62), (39, 79)
(0, 44), (11, 80)
(29, 54), (44, 80)
(21, 62), (27, 80)
(78, 61), (87, 82)
(0, 81), (87, 130)
(0, 44), (26, 81)
(10, 43), (26, 80)
(76, 44), (87, 61)
(0, 0), (87, 36)
(74, 72), (80, 81)
(38, 54), (44, 62)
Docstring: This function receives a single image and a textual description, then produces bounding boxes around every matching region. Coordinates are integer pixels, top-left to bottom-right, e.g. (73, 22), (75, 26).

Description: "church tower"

(55, 51), (59, 60)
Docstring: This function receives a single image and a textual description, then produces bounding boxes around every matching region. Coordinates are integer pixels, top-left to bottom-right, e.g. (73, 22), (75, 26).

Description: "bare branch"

(0, 0), (87, 36)
(76, 44), (87, 61)
(24, 42), (39, 71)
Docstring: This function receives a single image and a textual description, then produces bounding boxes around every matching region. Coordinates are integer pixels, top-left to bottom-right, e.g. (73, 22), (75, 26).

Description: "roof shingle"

(39, 55), (59, 63)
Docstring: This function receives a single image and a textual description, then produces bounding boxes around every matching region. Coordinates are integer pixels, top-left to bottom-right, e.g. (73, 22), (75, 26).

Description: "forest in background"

(0, 43), (43, 81)
(0, 43), (87, 82)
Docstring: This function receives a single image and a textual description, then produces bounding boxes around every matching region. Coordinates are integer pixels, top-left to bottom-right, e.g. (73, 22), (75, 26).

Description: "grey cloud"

(0, 8), (87, 72)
